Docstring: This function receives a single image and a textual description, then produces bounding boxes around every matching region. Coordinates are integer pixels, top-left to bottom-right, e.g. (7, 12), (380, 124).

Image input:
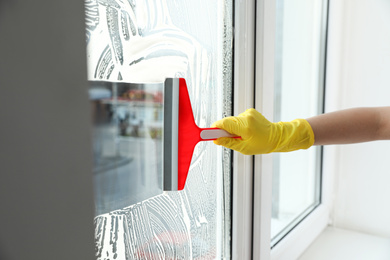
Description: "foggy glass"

(85, 0), (233, 258)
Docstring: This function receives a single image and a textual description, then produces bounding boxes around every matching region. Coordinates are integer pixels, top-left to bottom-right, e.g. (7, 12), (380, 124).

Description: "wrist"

(273, 119), (315, 153)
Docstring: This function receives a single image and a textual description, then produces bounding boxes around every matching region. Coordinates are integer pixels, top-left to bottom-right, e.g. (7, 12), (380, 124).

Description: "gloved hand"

(211, 108), (315, 155)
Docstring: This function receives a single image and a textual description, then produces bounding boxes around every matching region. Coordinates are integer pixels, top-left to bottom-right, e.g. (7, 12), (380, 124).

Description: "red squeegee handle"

(199, 127), (241, 141)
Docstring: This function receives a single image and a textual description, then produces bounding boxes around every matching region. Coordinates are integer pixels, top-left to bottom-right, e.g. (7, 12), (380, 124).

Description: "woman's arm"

(307, 107), (390, 145)
(212, 107), (390, 155)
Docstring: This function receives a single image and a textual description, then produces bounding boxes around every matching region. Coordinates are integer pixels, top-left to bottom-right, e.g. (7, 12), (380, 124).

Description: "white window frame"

(231, 0), (256, 259)
(232, 0), (331, 259)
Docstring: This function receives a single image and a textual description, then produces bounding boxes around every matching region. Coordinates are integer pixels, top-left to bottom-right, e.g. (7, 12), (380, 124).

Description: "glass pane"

(271, 0), (327, 246)
(90, 82), (164, 214)
(85, 0), (233, 258)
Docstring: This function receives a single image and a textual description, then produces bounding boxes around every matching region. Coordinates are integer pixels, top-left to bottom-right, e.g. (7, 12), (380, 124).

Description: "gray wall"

(0, 0), (95, 259)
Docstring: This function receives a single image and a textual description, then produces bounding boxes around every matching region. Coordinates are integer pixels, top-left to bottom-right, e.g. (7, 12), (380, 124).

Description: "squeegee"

(163, 78), (239, 191)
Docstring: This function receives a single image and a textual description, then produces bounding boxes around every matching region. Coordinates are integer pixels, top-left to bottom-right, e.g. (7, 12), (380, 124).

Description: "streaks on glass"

(95, 194), (193, 259)
(86, 0), (215, 163)
(94, 182), (221, 259)
(106, 6), (124, 65)
(85, 0), (99, 43)
(120, 11), (131, 41)
(86, 0), (233, 259)
(94, 46), (114, 79)
(86, 0), (207, 84)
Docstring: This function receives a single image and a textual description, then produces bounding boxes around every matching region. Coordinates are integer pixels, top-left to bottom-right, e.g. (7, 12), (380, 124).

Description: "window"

(251, 0), (329, 258)
(85, 0), (233, 259)
(271, 0), (327, 246)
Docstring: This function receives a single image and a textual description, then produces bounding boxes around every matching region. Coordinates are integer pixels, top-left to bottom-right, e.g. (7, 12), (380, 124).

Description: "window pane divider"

(232, 0), (256, 259)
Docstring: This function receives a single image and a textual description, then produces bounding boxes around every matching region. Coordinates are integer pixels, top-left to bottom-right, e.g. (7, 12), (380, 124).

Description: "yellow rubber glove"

(212, 108), (315, 155)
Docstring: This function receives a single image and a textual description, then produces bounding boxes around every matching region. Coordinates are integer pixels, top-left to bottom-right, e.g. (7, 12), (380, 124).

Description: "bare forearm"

(306, 107), (390, 145)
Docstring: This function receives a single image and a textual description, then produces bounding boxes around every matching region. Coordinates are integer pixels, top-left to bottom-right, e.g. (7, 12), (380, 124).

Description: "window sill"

(299, 227), (390, 260)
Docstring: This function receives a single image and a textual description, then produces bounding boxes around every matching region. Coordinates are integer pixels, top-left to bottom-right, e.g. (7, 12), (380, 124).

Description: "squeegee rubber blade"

(163, 78), (179, 191)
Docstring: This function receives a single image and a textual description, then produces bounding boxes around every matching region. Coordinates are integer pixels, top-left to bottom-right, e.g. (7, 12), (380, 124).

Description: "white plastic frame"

(232, 0), (330, 259)
(231, 0), (256, 259)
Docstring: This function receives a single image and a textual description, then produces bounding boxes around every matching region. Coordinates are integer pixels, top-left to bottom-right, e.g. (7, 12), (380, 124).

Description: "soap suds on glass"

(86, 0), (233, 259)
